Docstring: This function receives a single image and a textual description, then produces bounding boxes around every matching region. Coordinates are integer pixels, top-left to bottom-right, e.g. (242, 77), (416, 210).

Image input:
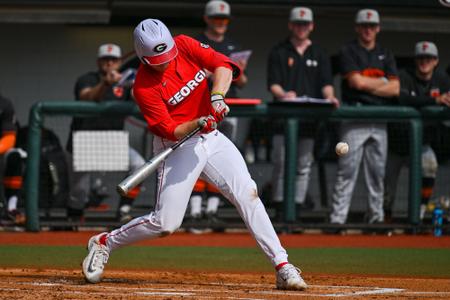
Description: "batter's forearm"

(174, 120), (200, 139)
(210, 67), (232, 95)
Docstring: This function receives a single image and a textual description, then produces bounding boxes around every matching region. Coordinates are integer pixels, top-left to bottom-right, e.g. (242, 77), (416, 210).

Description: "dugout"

(0, 0), (449, 231)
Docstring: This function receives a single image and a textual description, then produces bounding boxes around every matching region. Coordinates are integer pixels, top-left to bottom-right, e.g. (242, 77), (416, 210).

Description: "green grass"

(0, 245), (449, 278)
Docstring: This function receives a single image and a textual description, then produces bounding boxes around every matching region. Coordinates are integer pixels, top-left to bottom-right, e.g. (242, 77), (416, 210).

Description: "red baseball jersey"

(133, 34), (240, 141)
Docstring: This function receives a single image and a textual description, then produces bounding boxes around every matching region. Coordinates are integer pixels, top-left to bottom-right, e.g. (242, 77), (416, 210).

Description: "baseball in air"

(335, 142), (349, 156)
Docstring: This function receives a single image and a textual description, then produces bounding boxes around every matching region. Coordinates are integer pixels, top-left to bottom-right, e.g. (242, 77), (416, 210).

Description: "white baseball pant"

(105, 129), (289, 267)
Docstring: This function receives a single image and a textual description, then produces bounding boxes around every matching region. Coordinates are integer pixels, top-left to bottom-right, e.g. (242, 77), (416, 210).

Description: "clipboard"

(280, 96), (332, 105)
(229, 50), (252, 62)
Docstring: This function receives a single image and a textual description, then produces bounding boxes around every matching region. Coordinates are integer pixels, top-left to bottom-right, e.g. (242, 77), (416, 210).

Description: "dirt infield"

(1, 268), (450, 299)
(1, 232), (450, 299)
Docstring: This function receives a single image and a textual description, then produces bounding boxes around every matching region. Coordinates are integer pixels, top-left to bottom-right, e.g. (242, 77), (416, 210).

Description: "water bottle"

(432, 207), (443, 237)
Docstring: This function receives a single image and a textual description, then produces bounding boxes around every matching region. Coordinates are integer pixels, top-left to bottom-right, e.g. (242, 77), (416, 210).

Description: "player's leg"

(201, 131), (306, 290)
(295, 137), (315, 205)
(204, 183), (223, 232)
(363, 124), (387, 224)
(202, 132), (287, 263)
(104, 136), (207, 249)
(82, 136), (207, 283)
(2, 149), (26, 224)
(329, 123), (366, 224)
(187, 179), (206, 234)
(117, 147), (146, 222)
(189, 179), (206, 218)
(67, 171), (91, 213)
(383, 151), (406, 220)
(271, 134), (284, 203)
(205, 183), (221, 216)
(421, 144), (438, 219)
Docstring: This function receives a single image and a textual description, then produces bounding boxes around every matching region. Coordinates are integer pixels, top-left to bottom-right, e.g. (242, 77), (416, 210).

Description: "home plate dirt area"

(0, 268), (449, 299)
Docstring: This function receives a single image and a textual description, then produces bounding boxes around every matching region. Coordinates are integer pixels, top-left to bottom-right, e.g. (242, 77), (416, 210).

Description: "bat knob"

(116, 184), (129, 196)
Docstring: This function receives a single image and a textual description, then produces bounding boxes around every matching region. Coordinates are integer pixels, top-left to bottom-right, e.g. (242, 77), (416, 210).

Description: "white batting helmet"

(133, 19), (178, 65)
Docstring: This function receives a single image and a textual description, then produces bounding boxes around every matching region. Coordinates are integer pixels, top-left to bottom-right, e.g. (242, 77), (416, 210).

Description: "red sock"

(275, 262), (288, 271)
(99, 233), (108, 246)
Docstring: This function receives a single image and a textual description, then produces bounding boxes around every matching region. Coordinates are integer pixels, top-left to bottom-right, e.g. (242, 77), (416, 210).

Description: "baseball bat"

(117, 126), (202, 196)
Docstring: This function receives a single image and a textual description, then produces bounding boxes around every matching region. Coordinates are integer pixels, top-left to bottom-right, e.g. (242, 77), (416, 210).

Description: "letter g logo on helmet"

(154, 43), (168, 53)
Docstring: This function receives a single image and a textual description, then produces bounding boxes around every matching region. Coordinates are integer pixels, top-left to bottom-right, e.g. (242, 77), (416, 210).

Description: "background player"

(189, 0), (249, 229)
(82, 18), (307, 291)
(267, 6), (338, 218)
(0, 93), (20, 223)
(329, 9), (400, 229)
(385, 41), (450, 220)
(66, 43), (145, 223)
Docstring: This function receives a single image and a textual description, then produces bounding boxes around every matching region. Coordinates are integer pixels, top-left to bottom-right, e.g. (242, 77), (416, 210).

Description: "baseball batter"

(82, 19), (307, 291)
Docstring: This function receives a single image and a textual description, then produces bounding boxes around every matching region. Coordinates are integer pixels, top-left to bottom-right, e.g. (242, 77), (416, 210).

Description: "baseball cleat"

(276, 263), (308, 290)
(82, 232), (110, 283)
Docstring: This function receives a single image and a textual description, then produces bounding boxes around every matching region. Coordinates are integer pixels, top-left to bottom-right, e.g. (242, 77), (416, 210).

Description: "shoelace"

(280, 264), (302, 280)
(92, 246), (109, 270)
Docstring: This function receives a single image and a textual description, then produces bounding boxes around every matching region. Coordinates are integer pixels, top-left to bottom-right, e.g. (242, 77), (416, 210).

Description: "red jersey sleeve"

(133, 85), (178, 141)
(176, 35), (241, 81)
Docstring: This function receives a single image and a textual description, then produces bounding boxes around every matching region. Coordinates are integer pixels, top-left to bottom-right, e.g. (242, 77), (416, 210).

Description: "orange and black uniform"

(0, 94), (18, 199)
(267, 38), (333, 135)
(340, 39), (398, 105)
(386, 67), (450, 214)
(67, 71), (132, 152)
(196, 33), (242, 98)
(0, 95), (18, 216)
(67, 70), (140, 217)
(329, 40), (398, 225)
(0, 95), (16, 154)
(268, 39), (333, 100)
(193, 33), (244, 199)
(389, 67), (450, 155)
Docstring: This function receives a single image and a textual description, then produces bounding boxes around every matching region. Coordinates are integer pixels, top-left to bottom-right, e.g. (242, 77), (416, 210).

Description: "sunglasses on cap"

(358, 23), (378, 29)
(99, 56), (120, 62)
(209, 17), (230, 25)
(416, 55), (437, 60)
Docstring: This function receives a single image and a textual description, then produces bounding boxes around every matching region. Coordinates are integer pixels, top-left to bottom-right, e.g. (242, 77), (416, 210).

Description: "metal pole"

(409, 118), (422, 225)
(283, 118), (298, 223)
(24, 103), (43, 231)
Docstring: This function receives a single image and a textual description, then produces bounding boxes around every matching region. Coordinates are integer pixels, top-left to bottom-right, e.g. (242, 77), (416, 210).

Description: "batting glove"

(211, 92), (230, 122)
(198, 115), (217, 133)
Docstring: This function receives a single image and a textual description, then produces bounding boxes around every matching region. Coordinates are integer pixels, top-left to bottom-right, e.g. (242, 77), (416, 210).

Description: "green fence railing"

(25, 101), (426, 231)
